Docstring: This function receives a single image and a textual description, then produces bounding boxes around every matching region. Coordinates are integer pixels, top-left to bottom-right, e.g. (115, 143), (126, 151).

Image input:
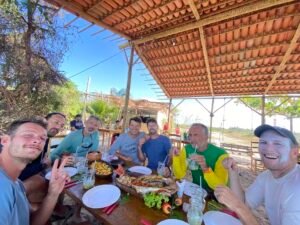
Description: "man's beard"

(48, 128), (59, 137)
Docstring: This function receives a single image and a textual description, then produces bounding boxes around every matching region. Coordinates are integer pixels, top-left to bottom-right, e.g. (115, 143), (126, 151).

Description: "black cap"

(254, 124), (298, 146)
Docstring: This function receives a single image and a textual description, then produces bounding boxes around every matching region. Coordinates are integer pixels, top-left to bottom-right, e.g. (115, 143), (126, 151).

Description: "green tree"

(87, 99), (119, 126)
(0, 0), (71, 129)
(50, 81), (83, 120)
(237, 97), (300, 131)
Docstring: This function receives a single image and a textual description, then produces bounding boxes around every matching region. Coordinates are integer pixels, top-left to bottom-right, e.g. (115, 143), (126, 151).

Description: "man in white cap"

(214, 124), (300, 225)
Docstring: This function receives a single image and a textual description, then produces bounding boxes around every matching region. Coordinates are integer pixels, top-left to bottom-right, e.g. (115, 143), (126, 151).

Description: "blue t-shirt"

(109, 132), (145, 164)
(142, 135), (171, 170)
(0, 168), (30, 225)
(50, 129), (99, 161)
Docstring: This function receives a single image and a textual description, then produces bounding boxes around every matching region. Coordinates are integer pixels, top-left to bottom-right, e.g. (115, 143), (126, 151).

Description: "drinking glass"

(76, 157), (88, 174)
(187, 153), (199, 170)
(157, 161), (165, 176)
(83, 169), (95, 190)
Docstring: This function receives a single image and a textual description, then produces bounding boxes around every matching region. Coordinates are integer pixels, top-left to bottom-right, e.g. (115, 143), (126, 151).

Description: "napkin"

(102, 203), (119, 215)
(176, 179), (186, 198)
(140, 218), (152, 225)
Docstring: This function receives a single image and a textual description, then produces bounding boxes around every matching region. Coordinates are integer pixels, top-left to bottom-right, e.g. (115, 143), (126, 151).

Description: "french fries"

(91, 161), (112, 176)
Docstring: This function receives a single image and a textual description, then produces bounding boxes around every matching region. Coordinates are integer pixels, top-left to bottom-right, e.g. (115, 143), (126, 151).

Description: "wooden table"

(64, 176), (185, 225)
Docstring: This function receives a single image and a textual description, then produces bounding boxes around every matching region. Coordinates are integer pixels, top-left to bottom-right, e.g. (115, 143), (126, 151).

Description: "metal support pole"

(261, 95), (266, 125)
(209, 97), (215, 142)
(122, 46), (135, 132)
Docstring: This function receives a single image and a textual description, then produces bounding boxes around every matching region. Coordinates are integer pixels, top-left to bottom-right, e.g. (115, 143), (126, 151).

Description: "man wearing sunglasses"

(50, 115), (101, 164)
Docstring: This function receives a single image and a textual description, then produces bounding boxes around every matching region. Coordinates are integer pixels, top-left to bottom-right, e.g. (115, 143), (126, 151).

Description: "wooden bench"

(220, 143), (252, 158)
(250, 141), (265, 174)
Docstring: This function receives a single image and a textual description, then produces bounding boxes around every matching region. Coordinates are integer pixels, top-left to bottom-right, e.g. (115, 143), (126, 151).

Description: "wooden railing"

(98, 128), (121, 148)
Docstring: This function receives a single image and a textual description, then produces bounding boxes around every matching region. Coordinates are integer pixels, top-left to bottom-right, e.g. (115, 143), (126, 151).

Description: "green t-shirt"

(185, 143), (227, 190)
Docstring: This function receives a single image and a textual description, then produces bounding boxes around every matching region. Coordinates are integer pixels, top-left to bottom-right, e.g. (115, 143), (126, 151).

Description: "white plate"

(183, 181), (207, 198)
(128, 166), (152, 175)
(203, 211), (242, 225)
(82, 185), (121, 208)
(157, 219), (188, 225)
(45, 167), (78, 180)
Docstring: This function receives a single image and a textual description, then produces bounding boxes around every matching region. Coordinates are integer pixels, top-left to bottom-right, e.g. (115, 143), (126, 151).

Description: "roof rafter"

(131, 0), (295, 46)
(187, 0), (213, 96)
(134, 45), (170, 98)
(51, 0), (131, 40)
(265, 22), (300, 94)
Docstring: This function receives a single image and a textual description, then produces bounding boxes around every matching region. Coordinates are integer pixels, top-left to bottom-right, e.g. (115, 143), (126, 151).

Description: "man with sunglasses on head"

(50, 115), (101, 164)
(0, 117), (69, 225)
(19, 112), (66, 181)
(18, 112), (66, 215)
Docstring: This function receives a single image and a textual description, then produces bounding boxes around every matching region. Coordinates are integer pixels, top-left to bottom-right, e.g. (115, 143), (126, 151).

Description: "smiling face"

(128, 120), (141, 136)
(47, 114), (66, 137)
(147, 122), (158, 135)
(259, 130), (298, 177)
(84, 117), (100, 134)
(2, 123), (47, 164)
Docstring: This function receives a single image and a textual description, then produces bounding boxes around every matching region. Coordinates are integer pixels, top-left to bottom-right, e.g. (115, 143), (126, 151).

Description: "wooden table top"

(64, 176), (187, 225)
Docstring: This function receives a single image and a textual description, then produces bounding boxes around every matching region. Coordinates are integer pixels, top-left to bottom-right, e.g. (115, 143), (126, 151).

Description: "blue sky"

(59, 12), (160, 100)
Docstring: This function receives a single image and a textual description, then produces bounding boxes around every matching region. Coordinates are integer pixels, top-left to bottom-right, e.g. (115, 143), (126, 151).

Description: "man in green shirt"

(172, 123), (229, 191)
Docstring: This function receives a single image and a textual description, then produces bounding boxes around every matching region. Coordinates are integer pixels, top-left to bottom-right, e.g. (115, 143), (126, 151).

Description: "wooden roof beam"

(134, 45), (170, 98)
(188, 0), (200, 20)
(64, 16), (79, 28)
(132, 0), (295, 45)
(200, 27), (214, 96)
(52, 0), (130, 40)
(86, 0), (104, 13)
(187, 0), (213, 96)
(264, 22), (300, 94)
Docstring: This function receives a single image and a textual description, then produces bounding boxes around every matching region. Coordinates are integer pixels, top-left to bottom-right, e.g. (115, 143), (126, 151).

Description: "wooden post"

(122, 46), (135, 132)
(167, 98), (172, 133)
(209, 97), (215, 142)
(261, 95), (266, 125)
(83, 76), (91, 121)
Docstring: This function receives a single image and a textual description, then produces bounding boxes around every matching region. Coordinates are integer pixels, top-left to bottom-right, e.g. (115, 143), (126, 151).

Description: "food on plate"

(90, 161), (112, 176)
(162, 202), (172, 214)
(116, 175), (177, 196)
(143, 192), (169, 209)
(114, 164), (125, 176)
(175, 197), (183, 206)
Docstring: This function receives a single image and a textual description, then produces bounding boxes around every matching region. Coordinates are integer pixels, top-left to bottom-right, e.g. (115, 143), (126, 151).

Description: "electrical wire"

(68, 50), (123, 79)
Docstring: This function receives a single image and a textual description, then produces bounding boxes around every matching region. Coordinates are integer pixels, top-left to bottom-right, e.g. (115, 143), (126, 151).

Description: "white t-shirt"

(246, 164), (300, 225)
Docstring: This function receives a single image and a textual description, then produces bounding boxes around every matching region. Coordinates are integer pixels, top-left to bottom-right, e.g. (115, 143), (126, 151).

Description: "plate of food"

(117, 175), (177, 196)
(203, 211), (242, 225)
(45, 167), (77, 180)
(128, 166), (152, 175)
(90, 160), (113, 178)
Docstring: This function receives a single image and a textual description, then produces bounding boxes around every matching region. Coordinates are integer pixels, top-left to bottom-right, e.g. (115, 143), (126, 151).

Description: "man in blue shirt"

(109, 117), (145, 164)
(138, 118), (171, 172)
(50, 115), (101, 164)
(19, 112), (66, 211)
(0, 118), (69, 225)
